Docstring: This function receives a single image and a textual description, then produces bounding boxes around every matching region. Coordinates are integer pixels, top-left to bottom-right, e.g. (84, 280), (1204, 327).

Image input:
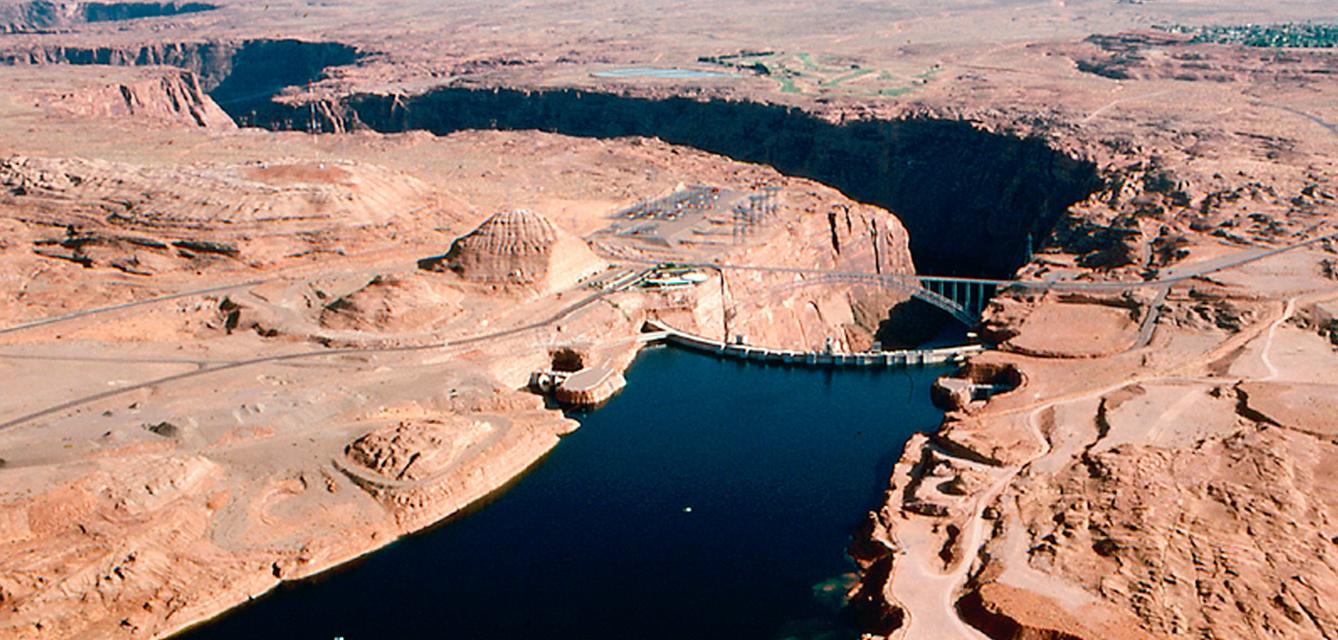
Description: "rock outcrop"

(320, 274), (465, 333)
(0, 1), (218, 33)
(345, 419), (493, 483)
(47, 68), (235, 129)
(338, 409), (579, 532)
(720, 198), (918, 352)
(429, 209), (604, 293)
(957, 583), (1165, 640)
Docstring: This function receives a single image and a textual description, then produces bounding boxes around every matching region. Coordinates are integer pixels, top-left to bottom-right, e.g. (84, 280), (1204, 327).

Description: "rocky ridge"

(0, 65), (921, 638)
(0, 5), (1336, 639)
(44, 67), (233, 128)
(846, 31), (1338, 640)
(428, 208), (605, 292)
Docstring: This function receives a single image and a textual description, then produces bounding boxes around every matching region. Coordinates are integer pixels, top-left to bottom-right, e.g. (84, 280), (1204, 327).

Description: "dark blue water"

(181, 347), (951, 640)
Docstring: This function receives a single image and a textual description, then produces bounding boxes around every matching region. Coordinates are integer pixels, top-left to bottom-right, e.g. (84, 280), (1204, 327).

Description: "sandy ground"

(0, 64), (921, 639)
(0, 2), (1337, 639)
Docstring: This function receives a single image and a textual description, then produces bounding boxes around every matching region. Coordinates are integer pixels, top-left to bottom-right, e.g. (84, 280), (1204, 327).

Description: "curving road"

(7, 230), (1331, 340)
(0, 279), (265, 337)
(5, 229), (1331, 434)
(0, 270), (650, 432)
(890, 286), (1334, 639)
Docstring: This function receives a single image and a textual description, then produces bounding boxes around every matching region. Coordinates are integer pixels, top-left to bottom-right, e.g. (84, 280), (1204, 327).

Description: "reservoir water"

(181, 346), (953, 640)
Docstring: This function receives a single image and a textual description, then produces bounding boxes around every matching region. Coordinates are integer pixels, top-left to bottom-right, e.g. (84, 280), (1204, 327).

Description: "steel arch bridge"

(771, 273), (1001, 326)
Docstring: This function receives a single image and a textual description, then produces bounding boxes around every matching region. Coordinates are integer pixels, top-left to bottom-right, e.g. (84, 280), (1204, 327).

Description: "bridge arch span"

(768, 274), (989, 327)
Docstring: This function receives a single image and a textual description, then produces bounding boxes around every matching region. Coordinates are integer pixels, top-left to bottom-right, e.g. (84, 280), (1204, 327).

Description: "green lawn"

(821, 68), (874, 88)
(697, 49), (942, 98)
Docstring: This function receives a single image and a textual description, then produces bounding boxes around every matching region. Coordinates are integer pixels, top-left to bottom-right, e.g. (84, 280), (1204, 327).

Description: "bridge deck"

(613, 231), (1338, 292)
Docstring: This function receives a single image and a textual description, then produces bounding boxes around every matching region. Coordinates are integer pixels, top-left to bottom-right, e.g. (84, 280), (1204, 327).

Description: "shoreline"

(159, 409), (580, 639)
(162, 340), (958, 639)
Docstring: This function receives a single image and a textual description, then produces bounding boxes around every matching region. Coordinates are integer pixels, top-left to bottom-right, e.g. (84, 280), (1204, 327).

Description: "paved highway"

(0, 269), (652, 432)
(0, 279), (265, 337)
(617, 230), (1337, 291)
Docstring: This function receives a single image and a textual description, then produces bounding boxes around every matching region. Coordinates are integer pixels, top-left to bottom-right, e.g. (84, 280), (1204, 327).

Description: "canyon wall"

(0, 39), (359, 119)
(0, 38), (1101, 279)
(0, 1), (217, 33)
(45, 68), (234, 128)
(334, 88), (1100, 277)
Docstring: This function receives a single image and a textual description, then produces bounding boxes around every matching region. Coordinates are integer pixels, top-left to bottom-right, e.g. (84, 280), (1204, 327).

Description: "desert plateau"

(0, 1), (1336, 639)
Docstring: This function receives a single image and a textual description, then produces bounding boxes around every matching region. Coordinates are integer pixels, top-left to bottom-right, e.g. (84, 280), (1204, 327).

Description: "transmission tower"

(763, 186), (781, 216)
(307, 81), (317, 134)
(732, 204), (752, 243)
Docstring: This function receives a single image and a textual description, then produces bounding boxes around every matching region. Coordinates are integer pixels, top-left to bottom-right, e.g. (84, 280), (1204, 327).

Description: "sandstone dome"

(435, 209), (604, 291)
